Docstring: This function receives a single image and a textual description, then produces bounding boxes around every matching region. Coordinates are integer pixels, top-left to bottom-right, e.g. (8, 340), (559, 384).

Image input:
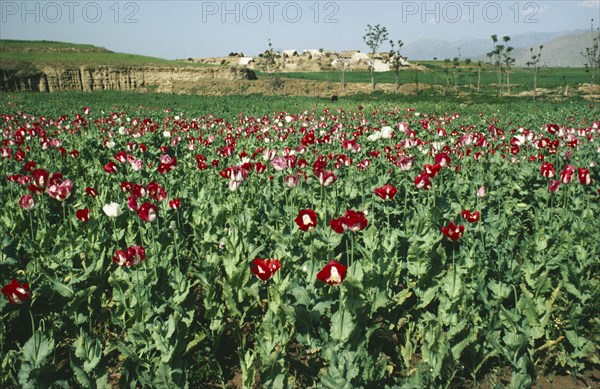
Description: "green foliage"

(0, 92), (598, 387)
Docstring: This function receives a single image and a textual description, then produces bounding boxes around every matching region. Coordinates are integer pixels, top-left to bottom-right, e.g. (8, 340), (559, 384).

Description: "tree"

(432, 57), (439, 92)
(464, 59), (473, 94)
(526, 45), (543, 100)
(388, 39), (405, 92)
(487, 34), (513, 96)
(334, 57), (349, 90)
(476, 60), (483, 93)
(258, 39), (282, 92)
(581, 18), (600, 94)
(443, 58), (451, 95)
(452, 56), (461, 92)
(363, 24), (389, 90)
(502, 36), (515, 95)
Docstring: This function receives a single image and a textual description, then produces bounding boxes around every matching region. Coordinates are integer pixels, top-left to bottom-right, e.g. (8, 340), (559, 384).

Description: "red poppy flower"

(414, 171), (432, 190)
(461, 210), (480, 223)
(85, 187), (98, 198)
(560, 165), (575, 184)
(137, 202), (158, 222)
(316, 260), (347, 286)
(295, 209), (318, 232)
(31, 168), (49, 189)
(548, 180), (561, 194)
(169, 198), (181, 209)
(441, 221), (465, 241)
(104, 161), (118, 174)
(424, 163), (442, 178)
(76, 208), (90, 222)
(578, 168), (592, 185)
(19, 194), (35, 211)
(23, 161), (36, 172)
(330, 210), (368, 233)
(341, 210), (368, 232)
(47, 179), (72, 201)
(374, 184), (398, 201)
(126, 246), (146, 266)
(540, 162), (555, 178)
(329, 218), (345, 234)
(1, 279), (31, 304)
(317, 170), (337, 187)
(250, 258), (281, 281)
(113, 246), (146, 267)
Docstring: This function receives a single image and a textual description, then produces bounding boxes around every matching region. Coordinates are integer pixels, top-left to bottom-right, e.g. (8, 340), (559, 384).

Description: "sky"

(1, 0), (599, 59)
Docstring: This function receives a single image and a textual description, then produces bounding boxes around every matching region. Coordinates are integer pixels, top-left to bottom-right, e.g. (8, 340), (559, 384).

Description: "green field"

(0, 40), (217, 68)
(277, 65), (593, 91)
(1, 89), (598, 388)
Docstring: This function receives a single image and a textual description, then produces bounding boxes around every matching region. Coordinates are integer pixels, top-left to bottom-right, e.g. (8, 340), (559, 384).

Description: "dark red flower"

(169, 198), (181, 209)
(19, 194), (35, 211)
(137, 202), (158, 222)
(23, 161), (36, 172)
(76, 208), (90, 222)
(85, 187), (98, 198)
(341, 210), (368, 232)
(461, 210), (480, 223)
(1, 279), (31, 304)
(329, 218), (345, 234)
(104, 161), (118, 174)
(441, 221), (465, 241)
(317, 170), (337, 187)
(578, 168), (592, 185)
(113, 246), (146, 267)
(316, 260), (347, 286)
(127, 195), (139, 211)
(330, 210), (368, 233)
(548, 180), (561, 194)
(374, 184), (398, 201)
(294, 209), (318, 232)
(424, 163), (442, 178)
(540, 162), (555, 178)
(126, 246), (146, 266)
(414, 171), (432, 190)
(31, 169), (49, 189)
(560, 165), (575, 184)
(47, 179), (72, 201)
(250, 258), (281, 281)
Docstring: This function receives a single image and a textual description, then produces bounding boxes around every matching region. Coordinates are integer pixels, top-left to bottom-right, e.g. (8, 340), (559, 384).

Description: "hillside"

(467, 31), (595, 67)
(0, 39), (215, 69)
(0, 40), (257, 92)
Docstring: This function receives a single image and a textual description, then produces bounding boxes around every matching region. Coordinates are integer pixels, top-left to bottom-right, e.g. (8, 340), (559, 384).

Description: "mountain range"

(402, 29), (596, 67)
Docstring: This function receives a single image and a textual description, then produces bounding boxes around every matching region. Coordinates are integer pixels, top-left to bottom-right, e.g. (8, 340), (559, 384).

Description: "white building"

(239, 57), (255, 66)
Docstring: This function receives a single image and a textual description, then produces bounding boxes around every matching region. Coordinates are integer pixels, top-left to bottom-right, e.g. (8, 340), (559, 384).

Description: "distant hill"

(402, 30), (591, 67)
(504, 32), (597, 67)
(0, 39), (208, 68)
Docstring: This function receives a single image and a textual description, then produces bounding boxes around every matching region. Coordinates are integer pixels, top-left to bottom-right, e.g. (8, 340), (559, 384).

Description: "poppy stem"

(28, 309), (36, 335)
(29, 212), (35, 243)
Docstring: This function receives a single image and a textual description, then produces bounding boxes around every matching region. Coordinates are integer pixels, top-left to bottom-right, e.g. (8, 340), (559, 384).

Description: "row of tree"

(258, 19), (599, 97)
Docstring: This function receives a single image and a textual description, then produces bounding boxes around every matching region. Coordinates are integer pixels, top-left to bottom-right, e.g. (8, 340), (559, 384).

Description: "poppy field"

(1, 93), (599, 388)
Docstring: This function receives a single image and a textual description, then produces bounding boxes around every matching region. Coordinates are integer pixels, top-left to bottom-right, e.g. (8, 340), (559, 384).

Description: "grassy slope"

(0, 39), (216, 69)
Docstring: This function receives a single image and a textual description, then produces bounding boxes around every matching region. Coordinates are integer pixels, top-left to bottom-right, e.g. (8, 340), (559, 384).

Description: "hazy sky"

(1, 0), (599, 58)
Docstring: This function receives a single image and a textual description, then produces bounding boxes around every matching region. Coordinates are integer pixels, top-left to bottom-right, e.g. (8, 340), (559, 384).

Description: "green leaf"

(154, 362), (176, 389)
(22, 331), (54, 369)
(70, 357), (92, 388)
(416, 286), (439, 309)
(51, 281), (74, 298)
(330, 308), (354, 343)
